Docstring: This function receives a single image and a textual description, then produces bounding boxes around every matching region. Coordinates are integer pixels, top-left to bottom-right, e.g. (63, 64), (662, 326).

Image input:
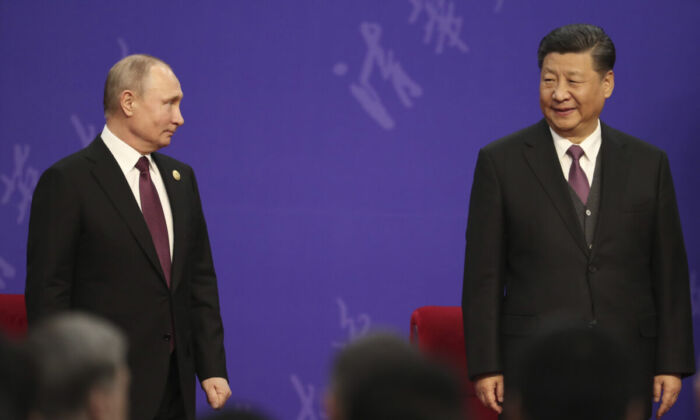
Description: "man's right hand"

(474, 373), (504, 414)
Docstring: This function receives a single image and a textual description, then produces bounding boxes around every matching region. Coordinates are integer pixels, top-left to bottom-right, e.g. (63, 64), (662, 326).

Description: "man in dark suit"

(461, 24), (694, 418)
(26, 54), (231, 420)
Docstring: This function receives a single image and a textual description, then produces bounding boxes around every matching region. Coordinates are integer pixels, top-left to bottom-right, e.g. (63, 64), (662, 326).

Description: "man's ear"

(603, 70), (615, 98)
(119, 90), (137, 117)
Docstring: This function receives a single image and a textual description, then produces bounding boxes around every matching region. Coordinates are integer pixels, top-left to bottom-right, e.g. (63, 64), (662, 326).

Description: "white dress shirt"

(101, 125), (174, 259)
(550, 120), (602, 187)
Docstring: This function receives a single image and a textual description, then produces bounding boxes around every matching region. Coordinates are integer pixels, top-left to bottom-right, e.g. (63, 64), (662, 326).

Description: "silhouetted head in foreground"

(327, 332), (462, 420)
(505, 327), (643, 420)
(26, 312), (130, 420)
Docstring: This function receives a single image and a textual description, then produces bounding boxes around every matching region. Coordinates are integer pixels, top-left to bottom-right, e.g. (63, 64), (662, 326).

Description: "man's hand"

(474, 374), (504, 414)
(653, 374), (681, 418)
(201, 377), (232, 410)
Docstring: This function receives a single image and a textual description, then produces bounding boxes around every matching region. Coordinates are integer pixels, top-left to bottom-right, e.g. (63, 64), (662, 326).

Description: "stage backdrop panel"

(1, 1), (699, 419)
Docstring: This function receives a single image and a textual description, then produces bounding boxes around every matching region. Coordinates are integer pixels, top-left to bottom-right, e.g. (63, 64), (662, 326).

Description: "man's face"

(90, 365), (130, 420)
(539, 51), (614, 143)
(108, 366), (130, 420)
(129, 64), (184, 153)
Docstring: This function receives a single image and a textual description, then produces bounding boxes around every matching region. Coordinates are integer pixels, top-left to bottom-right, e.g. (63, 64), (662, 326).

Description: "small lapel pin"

(172, 170), (181, 181)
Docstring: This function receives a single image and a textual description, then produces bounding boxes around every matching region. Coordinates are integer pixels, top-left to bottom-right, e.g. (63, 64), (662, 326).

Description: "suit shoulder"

(152, 152), (194, 173)
(152, 152), (200, 192)
(481, 120), (547, 154)
(41, 146), (93, 178)
(602, 123), (667, 157)
(31, 146), (95, 204)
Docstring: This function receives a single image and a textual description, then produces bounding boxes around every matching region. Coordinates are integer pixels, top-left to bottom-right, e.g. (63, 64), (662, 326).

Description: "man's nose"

(174, 106), (184, 126)
(552, 82), (570, 101)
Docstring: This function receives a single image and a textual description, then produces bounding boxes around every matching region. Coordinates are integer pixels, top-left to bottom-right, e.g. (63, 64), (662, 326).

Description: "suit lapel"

(85, 138), (167, 284)
(152, 153), (187, 291)
(522, 120), (588, 255)
(590, 123), (629, 257)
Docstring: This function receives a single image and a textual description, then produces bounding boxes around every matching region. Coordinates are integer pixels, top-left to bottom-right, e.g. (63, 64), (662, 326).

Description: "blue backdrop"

(1, 1), (699, 419)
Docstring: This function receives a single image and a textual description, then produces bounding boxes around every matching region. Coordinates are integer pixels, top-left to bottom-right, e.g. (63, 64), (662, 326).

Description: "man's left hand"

(653, 374), (681, 418)
(201, 377), (232, 410)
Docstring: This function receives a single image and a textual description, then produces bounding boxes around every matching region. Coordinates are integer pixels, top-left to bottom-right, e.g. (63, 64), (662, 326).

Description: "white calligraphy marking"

(288, 298), (371, 419)
(291, 375), (323, 420)
(407, 0), (469, 54)
(332, 298), (371, 348)
(117, 37), (129, 58)
(70, 43), (125, 149)
(348, 22), (422, 130)
(0, 257), (15, 290)
(1, 144), (39, 224)
(494, 0), (504, 13)
(70, 114), (97, 147)
(333, 62), (348, 76)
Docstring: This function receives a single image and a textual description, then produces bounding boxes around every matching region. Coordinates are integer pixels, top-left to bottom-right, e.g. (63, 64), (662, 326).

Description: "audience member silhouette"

(26, 312), (130, 420)
(326, 332), (462, 420)
(505, 327), (645, 420)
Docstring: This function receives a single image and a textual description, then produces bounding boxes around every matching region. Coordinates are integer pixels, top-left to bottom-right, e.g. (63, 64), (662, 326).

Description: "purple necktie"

(135, 157), (171, 288)
(567, 145), (590, 205)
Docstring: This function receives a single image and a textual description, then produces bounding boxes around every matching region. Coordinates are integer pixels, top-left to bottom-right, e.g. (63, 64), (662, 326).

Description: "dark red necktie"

(567, 145), (590, 205)
(135, 157), (171, 287)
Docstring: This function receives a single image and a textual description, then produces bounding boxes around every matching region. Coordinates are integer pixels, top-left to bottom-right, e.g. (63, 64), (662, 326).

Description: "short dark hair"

(538, 24), (615, 76)
(330, 333), (461, 420)
(507, 328), (638, 420)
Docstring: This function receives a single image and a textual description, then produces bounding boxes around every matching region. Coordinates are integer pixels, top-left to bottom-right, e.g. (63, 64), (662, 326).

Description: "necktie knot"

(135, 156), (150, 174)
(567, 145), (585, 161)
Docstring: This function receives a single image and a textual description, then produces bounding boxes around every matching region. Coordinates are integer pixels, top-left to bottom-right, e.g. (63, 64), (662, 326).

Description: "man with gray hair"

(26, 54), (231, 420)
(26, 312), (130, 420)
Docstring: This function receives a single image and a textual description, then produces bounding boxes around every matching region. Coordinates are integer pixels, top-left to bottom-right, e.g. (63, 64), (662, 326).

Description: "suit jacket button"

(588, 265), (597, 273)
(588, 319), (597, 328)
(162, 333), (172, 341)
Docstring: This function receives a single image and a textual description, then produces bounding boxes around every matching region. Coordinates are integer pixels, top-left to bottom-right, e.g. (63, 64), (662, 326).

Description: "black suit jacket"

(26, 137), (228, 420)
(462, 120), (694, 387)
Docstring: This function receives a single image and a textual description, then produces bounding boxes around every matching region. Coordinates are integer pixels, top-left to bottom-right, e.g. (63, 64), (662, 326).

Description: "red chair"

(410, 306), (497, 420)
(0, 294), (28, 338)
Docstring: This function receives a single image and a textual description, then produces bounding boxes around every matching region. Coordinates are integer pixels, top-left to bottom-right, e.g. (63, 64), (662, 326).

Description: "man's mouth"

(552, 107), (575, 117)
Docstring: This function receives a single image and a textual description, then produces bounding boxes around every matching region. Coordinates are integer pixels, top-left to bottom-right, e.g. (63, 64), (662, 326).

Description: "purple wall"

(1, 1), (699, 419)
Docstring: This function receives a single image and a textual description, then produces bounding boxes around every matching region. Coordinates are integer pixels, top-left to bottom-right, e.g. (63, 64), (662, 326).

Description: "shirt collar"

(550, 120), (602, 162)
(101, 124), (153, 175)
